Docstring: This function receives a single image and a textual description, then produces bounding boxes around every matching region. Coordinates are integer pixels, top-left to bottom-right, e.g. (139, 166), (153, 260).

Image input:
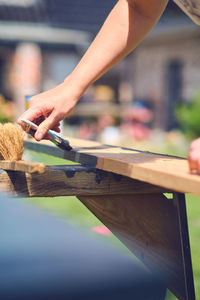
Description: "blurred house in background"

(0, 0), (199, 135)
(134, 2), (200, 131)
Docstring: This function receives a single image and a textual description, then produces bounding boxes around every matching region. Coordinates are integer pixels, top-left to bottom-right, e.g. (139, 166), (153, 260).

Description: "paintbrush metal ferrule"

(21, 119), (72, 151)
(48, 130), (72, 151)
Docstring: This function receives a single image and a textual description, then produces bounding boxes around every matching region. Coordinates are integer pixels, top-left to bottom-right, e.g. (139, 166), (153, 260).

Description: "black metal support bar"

(173, 193), (196, 300)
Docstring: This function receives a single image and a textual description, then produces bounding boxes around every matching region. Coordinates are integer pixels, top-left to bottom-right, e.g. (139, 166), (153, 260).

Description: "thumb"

(35, 114), (57, 141)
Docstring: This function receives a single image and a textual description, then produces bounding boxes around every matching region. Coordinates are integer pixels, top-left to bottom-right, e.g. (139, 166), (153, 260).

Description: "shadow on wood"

(0, 165), (167, 197)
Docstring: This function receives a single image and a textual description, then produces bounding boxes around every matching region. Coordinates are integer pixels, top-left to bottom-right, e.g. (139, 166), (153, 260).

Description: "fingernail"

(35, 131), (43, 141)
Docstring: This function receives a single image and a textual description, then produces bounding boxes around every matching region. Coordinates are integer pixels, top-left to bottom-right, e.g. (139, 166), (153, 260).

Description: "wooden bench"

(0, 137), (199, 300)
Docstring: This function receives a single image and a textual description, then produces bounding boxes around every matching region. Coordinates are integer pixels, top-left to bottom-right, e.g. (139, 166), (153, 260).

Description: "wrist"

(63, 73), (89, 102)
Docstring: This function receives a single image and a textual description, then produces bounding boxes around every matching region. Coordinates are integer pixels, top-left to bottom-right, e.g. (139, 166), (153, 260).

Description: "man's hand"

(188, 138), (200, 173)
(18, 80), (79, 140)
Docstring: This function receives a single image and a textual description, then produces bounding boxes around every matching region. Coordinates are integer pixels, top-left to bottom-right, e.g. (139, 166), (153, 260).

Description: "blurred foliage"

(0, 94), (15, 123)
(176, 91), (200, 139)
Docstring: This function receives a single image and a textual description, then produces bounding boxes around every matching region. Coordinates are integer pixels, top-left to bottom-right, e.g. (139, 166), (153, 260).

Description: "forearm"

(18, 0), (169, 140)
(65, 0), (168, 96)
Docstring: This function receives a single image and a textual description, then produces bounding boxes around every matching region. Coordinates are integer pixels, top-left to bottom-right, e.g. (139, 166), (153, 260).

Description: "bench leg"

(78, 192), (195, 300)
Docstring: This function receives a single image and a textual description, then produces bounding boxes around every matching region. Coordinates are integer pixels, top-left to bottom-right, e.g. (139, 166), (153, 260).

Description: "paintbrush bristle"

(0, 123), (24, 161)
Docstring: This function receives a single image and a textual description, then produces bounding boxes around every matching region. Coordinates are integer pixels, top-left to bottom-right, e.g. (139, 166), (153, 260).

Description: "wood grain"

(25, 138), (200, 196)
(0, 160), (46, 174)
(0, 165), (167, 197)
(78, 193), (192, 300)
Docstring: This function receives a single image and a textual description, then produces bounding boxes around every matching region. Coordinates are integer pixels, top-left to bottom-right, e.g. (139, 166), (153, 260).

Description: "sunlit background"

(0, 1), (200, 300)
(0, 0), (200, 151)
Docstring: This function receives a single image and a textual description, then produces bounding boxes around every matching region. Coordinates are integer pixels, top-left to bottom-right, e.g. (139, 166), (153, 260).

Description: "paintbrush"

(21, 119), (72, 151)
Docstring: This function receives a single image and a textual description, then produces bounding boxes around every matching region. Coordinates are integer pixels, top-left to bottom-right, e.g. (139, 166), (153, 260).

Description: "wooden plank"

(25, 138), (200, 196)
(0, 160), (46, 174)
(174, 0), (200, 25)
(0, 165), (167, 197)
(78, 193), (195, 300)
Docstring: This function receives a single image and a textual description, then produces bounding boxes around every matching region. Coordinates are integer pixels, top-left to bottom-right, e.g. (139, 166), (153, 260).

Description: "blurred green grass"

(22, 147), (200, 300)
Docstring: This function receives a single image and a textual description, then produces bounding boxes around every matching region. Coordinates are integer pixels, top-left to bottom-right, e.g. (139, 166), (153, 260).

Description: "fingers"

(188, 151), (200, 172)
(53, 123), (61, 133)
(18, 107), (61, 140)
(17, 82), (77, 141)
(188, 138), (200, 173)
(17, 107), (44, 130)
(34, 112), (59, 141)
